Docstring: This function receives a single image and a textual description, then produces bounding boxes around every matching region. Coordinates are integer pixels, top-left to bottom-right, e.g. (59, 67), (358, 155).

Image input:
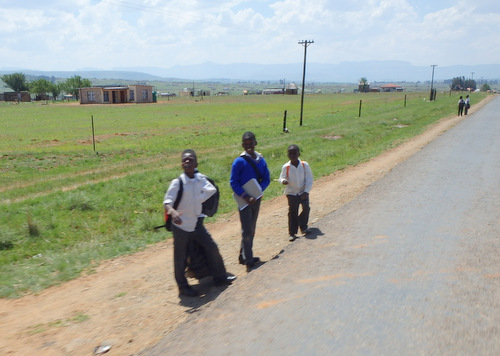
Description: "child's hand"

(282, 179), (289, 185)
(170, 210), (183, 225)
(245, 196), (258, 205)
(300, 192), (309, 200)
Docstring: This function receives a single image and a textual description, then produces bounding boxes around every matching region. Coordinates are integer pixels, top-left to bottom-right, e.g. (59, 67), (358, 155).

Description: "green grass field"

(0, 91), (488, 297)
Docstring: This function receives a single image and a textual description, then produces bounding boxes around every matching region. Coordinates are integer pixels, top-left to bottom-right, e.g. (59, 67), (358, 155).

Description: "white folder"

(233, 178), (263, 210)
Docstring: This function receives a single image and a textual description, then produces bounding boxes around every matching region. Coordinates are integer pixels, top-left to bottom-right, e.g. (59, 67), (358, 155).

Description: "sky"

(1, 0), (500, 72)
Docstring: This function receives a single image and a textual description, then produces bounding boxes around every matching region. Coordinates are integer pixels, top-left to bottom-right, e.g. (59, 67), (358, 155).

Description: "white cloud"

(0, 0), (499, 71)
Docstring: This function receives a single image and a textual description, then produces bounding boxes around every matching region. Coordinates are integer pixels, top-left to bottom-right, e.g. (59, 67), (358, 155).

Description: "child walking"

(279, 144), (314, 241)
(164, 149), (235, 297)
(458, 96), (465, 116)
(230, 131), (271, 272)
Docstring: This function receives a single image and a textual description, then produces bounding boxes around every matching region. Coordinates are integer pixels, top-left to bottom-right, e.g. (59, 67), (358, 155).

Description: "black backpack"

(201, 176), (219, 217)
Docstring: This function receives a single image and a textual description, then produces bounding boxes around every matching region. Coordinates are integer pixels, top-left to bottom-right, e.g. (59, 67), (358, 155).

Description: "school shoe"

(178, 286), (199, 298)
(214, 275), (237, 286)
(239, 255), (260, 265)
(289, 235), (297, 241)
(301, 227), (312, 235)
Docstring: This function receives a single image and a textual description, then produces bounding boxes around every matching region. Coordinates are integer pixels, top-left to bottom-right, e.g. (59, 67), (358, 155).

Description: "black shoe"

(178, 286), (199, 297)
(214, 275), (237, 286)
(239, 254), (260, 265)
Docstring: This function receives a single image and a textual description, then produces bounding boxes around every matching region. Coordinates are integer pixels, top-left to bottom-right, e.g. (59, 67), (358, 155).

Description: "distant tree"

(464, 78), (476, 91)
(1, 72), (29, 92)
(62, 75), (92, 100)
(49, 82), (63, 101)
(481, 83), (491, 92)
(29, 78), (52, 96)
(359, 77), (369, 92)
(451, 76), (465, 91)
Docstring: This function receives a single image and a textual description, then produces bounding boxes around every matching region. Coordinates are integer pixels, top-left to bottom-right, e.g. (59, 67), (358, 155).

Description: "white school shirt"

(163, 172), (216, 232)
(279, 159), (313, 196)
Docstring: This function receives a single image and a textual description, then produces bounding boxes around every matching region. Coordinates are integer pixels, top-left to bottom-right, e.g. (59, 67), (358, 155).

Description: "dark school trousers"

(172, 218), (226, 289)
(287, 194), (310, 235)
(238, 199), (261, 265)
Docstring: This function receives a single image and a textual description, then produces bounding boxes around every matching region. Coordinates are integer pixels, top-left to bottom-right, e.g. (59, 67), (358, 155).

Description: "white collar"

(240, 151), (262, 160)
(180, 172), (199, 184)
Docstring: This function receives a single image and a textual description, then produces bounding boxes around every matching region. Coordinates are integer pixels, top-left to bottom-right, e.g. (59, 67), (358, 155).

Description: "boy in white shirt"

(164, 149), (234, 297)
(279, 145), (314, 241)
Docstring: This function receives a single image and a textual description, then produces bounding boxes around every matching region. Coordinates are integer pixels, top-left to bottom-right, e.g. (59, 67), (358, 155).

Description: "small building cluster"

(246, 83), (298, 95)
(356, 82), (404, 93)
(179, 88), (211, 97)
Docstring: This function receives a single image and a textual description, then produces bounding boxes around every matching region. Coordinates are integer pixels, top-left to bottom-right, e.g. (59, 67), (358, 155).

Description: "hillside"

(2, 61), (499, 83)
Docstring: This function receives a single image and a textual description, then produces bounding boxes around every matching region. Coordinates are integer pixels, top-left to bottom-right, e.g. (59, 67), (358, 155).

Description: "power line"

(97, 0), (252, 32)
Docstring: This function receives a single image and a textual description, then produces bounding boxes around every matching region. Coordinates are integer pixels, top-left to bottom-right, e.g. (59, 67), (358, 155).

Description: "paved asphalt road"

(143, 97), (500, 355)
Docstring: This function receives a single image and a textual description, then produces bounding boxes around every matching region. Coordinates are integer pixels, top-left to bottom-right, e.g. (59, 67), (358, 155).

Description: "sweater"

(230, 151), (270, 197)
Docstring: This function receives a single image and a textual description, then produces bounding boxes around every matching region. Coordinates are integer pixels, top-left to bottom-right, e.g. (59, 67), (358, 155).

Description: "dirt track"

(0, 96), (493, 356)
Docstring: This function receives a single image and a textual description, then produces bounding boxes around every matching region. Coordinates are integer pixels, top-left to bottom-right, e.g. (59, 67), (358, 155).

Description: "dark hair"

(182, 149), (197, 160)
(242, 131), (256, 141)
(288, 144), (300, 153)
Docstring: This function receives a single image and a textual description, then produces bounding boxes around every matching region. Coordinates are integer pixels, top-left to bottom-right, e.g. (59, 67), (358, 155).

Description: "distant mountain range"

(1, 61), (499, 83)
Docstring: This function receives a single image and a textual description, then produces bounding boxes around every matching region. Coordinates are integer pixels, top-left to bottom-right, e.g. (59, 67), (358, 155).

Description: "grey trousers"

(238, 199), (261, 265)
(172, 218), (226, 289)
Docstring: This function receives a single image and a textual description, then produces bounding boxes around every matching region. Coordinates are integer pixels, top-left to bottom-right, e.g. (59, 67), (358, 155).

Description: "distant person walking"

(279, 144), (313, 241)
(230, 132), (270, 272)
(458, 96), (465, 116)
(464, 94), (471, 115)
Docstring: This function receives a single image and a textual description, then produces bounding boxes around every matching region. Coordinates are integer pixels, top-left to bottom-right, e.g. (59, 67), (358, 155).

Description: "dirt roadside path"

(0, 96), (493, 356)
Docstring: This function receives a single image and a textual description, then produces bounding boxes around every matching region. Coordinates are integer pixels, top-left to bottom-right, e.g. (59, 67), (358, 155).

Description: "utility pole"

(430, 64), (437, 101)
(298, 40), (314, 126)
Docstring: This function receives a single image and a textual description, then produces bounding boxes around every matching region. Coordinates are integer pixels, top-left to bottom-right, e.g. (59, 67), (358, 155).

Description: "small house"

(262, 88), (285, 95)
(285, 83), (298, 95)
(358, 82), (370, 93)
(79, 85), (154, 104)
(380, 84), (404, 92)
(3, 91), (30, 102)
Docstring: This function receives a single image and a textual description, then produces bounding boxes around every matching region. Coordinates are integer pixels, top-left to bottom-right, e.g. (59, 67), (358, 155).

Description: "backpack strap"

(286, 161), (306, 180)
(155, 176), (183, 230)
(241, 155), (263, 183)
(167, 176), (183, 221)
(172, 176), (183, 210)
